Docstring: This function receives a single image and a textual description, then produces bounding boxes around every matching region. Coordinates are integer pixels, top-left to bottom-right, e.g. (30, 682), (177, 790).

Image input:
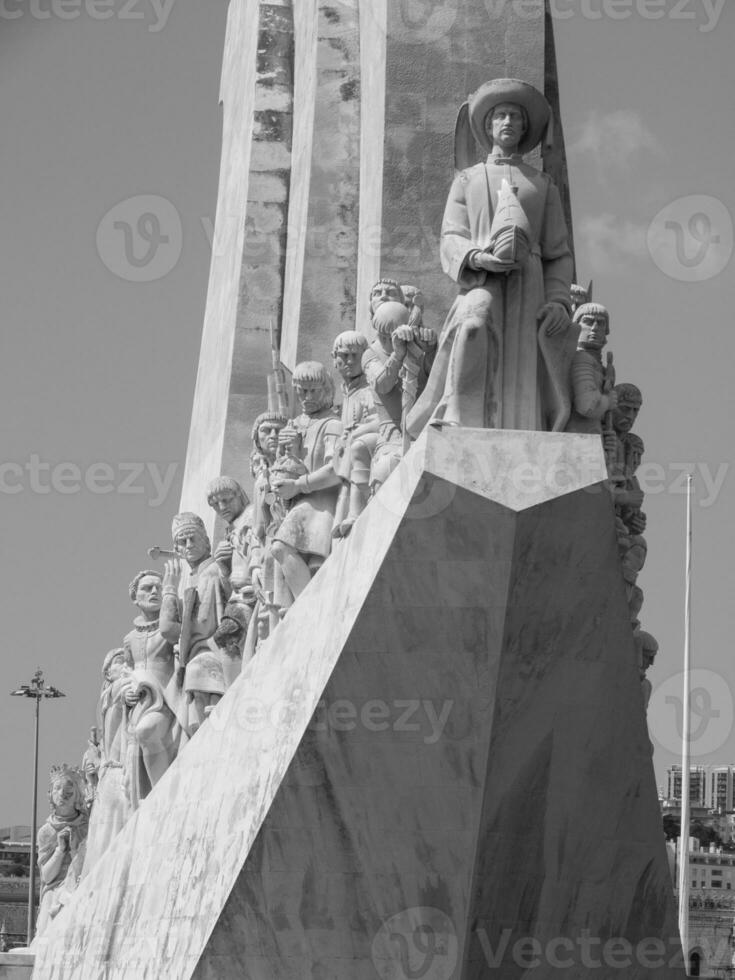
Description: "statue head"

(171, 512), (211, 568)
(637, 630), (659, 672)
(624, 432), (645, 473)
(251, 411), (288, 468)
(128, 569), (163, 616)
(570, 283), (589, 313)
(206, 476), (249, 527)
(48, 765), (86, 819)
(332, 331), (368, 382)
(613, 383), (642, 435)
(468, 78), (551, 155)
(102, 646), (133, 683)
(369, 278), (404, 317)
(573, 302), (610, 351)
(372, 300), (410, 338)
(292, 362), (334, 415)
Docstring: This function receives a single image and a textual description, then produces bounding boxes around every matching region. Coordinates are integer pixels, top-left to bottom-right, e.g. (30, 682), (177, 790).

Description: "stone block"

(32, 430), (684, 979)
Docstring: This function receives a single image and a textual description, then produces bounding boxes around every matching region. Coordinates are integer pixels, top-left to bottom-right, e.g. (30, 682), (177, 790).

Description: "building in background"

(0, 827), (36, 949)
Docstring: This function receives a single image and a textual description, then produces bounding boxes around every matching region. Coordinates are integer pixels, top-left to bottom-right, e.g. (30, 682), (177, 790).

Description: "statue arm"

(570, 354), (615, 420)
(540, 180), (573, 309)
(362, 346), (402, 395)
(159, 593), (182, 644)
(440, 170), (488, 289)
(38, 825), (67, 885)
(294, 420), (343, 493)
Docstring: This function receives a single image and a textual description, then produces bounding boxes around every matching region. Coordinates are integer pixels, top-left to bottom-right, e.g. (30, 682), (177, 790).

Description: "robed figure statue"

(407, 78), (575, 434)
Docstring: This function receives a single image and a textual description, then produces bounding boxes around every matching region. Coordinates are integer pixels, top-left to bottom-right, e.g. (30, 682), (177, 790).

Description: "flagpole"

(677, 474), (693, 970)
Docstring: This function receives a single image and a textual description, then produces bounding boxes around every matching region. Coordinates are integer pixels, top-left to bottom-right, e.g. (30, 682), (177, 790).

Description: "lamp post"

(10, 669), (65, 945)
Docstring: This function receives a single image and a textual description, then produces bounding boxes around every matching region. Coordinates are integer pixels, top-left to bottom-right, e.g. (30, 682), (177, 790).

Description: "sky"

(0, 0), (733, 827)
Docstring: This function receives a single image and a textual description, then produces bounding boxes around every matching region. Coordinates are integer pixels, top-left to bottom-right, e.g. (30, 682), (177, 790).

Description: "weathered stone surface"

(0, 952), (34, 980)
(33, 431), (683, 979)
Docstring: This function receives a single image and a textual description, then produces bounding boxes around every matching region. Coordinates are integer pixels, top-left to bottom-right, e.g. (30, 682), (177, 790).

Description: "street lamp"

(10, 668), (65, 945)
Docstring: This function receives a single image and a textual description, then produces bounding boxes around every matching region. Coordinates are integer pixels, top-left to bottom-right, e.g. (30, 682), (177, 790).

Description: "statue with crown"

(408, 78), (576, 436)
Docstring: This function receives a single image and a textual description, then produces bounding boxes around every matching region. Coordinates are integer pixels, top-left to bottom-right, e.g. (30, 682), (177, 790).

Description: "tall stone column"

(180, 0), (294, 520)
(181, 0), (573, 514)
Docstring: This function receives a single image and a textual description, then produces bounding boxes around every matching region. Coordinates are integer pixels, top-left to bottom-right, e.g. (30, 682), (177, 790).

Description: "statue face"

(294, 380), (329, 415)
(135, 574), (162, 615)
(174, 530), (210, 566)
(257, 420), (285, 461)
(333, 348), (363, 382)
(577, 313), (608, 351)
(209, 489), (243, 526)
(106, 652), (127, 682)
(488, 103), (526, 152)
(52, 777), (77, 816)
(370, 281), (402, 316)
(613, 399), (640, 434)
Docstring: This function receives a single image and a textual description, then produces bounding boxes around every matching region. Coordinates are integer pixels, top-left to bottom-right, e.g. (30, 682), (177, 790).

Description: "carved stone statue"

(34, 766), (89, 938)
(122, 570), (188, 802)
(160, 513), (232, 734)
(206, 477), (253, 601)
(270, 362), (342, 601)
(363, 292), (435, 489)
(605, 384), (646, 535)
(635, 629), (659, 710)
(570, 282), (590, 314)
(407, 78), (574, 435)
(331, 330), (379, 538)
(80, 727), (100, 810)
(565, 303), (617, 435)
(81, 648), (135, 876)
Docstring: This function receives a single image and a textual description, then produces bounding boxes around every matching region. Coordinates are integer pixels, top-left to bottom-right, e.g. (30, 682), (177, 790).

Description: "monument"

(19, 2), (685, 978)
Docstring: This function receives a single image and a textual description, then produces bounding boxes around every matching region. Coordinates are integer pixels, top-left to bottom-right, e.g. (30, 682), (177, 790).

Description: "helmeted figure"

(270, 362), (343, 602)
(160, 512), (232, 735)
(407, 78), (575, 435)
(331, 330), (379, 538)
(565, 302), (617, 435)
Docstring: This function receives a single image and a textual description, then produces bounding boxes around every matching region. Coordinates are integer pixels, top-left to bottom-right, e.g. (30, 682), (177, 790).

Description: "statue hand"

(162, 558), (181, 593)
(416, 327), (437, 349)
(57, 828), (71, 851)
(473, 252), (520, 274)
(606, 389), (619, 411)
(124, 685), (141, 707)
(278, 427), (300, 455)
(603, 433), (618, 458)
(213, 540), (233, 575)
(392, 325), (413, 359)
(628, 511), (647, 535)
(275, 478), (299, 501)
(537, 302), (570, 336)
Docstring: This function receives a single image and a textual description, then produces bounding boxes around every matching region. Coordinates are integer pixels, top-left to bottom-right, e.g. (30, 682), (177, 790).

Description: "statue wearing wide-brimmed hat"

(407, 78), (575, 434)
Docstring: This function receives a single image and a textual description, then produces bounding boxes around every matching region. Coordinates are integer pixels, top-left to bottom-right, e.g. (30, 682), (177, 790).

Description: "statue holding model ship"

(407, 78), (576, 435)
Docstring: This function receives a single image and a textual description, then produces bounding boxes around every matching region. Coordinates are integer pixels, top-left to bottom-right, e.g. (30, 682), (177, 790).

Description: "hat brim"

(468, 78), (551, 156)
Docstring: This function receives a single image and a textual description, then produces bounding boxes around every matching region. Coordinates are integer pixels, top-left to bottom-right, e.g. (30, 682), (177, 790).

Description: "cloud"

(576, 212), (649, 274)
(569, 110), (663, 172)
